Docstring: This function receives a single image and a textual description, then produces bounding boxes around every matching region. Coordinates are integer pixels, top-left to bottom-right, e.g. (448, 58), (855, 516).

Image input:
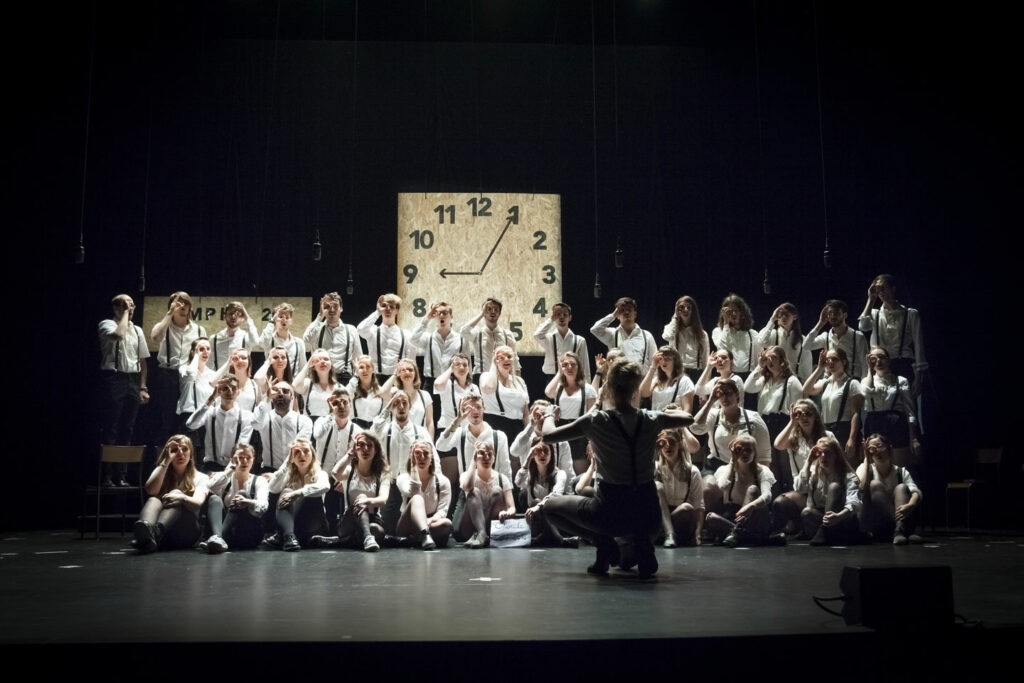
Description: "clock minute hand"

(478, 216), (514, 275)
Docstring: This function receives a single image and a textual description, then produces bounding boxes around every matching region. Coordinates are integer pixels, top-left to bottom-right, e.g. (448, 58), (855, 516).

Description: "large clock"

(396, 192), (562, 356)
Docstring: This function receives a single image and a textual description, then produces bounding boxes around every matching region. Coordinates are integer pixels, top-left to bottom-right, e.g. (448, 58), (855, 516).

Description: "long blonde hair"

(285, 438), (321, 490)
(156, 434), (198, 496)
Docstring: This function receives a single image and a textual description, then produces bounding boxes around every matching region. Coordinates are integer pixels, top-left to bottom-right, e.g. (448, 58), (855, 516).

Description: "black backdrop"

(8, 1), (1016, 529)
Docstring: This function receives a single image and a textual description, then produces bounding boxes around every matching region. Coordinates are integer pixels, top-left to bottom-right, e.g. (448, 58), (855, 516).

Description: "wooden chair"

(80, 444), (147, 539)
(945, 447), (1002, 530)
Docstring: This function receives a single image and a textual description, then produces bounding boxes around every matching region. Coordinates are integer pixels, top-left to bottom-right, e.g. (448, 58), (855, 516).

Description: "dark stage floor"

(3, 530), (1022, 676)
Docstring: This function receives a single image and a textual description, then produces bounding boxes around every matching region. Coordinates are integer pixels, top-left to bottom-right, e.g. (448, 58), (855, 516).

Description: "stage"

(2, 529), (1021, 677)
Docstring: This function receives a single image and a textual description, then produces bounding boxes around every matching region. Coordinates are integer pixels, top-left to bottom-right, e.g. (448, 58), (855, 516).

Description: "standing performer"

(98, 293), (150, 486)
(412, 302), (466, 420)
(534, 302), (591, 382)
(711, 294), (761, 378)
(303, 292), (360, 385)
(540, 358), (693, 579)
(805, 299), (869, 380)
(757, 303), (811, 381)
(858, 274), (927, 395)
(258, 303), (306, 376)
(662, 295), (709, 383)
(150, 292), (205, 443)
(590, 297), (657, 375)
(460, 297), (521, 376)
(357, 293), (416, 382)
(208, 301), (260, 370)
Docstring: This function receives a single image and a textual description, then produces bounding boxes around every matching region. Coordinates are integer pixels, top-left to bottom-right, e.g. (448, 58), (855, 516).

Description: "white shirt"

(337, 468), (385, 512)
(209, 320), (260, 369)
(98, 320), (149, 373)
(661, 319), (709, 371)
(176, 365), (217, 415)
(436, 423), (512, 480)
(656, 462), (704, 509)
(757, 324), (811, 380)
(712, 463), (776, 506)
(482, 376), (529, 420)
(153, 320), (206, 369)
(711, 326), (762, 374)
(689, 407), (772, 465)
(185, 404), (254, 466)
(250, 403), (314, 470)
(515, 466), (567, 507)
(397, 472), (452, 518)
(459, 321), (520, 375)
(552, 383), (598, 419)
(258, 325), (307, 372)
(650, 375), (695, 412)
(590, 313), (657, 374)
(357, 313), (416, 376)
(206, 470), (269, 517)
(794, 467), (861, 514)
(533, 319), (591, 381)
(806, 327), (869, 379)
(370, 415), (436, 479)
(786, 430), (836, 476)
(293, 377), (338, 419)
(411, 321), (466, 380)
(858, 306), (927, 372)
(861, 374), (916, 423)
(859, 463), (922, 500)
(311, 416), (362, 473)
(346, 377), (385, 424)
(302, 319), (361, 377)
(267, 462), (329, 498)
(434, 379), (479, 429)
(744, 373), (803, 416)
(406, 389), (434, 430)
(510, 425), (573, 479)
(815, 375), (863, 424)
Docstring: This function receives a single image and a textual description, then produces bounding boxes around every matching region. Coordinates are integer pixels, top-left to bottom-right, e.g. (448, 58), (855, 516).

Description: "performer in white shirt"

(661, 295), (709, 383)
(302, 292), (360, 384)
(186, 376), (253, 472)
(150, 291), (205, 443)
(653, 427), (703, 547)
(459, 297), (520, 376)
(857, 434), (923, 545)
(357, 293), (416, 381)
(757, 302), (811, 381)
(208, 301), (260, 370)
(370, 391), (436, 533)
(200, 443), (268, 553)
(590, 297), (657, 375)
(805, 299), (869, 380)
(258, 302), (306, 376)
(711, 293), (761, 377)
(262, 438), (329, 551)
(133, 434), (209, 554)
(292, 348), (339, 422)
(250, 380), (313, 473)
(534, 302), (590, 382)
(858, 274), (927, 394)
(393, 439), (453, 550)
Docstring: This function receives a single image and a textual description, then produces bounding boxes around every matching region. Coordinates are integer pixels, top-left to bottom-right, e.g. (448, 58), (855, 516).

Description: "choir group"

(98, 273), (926, 577)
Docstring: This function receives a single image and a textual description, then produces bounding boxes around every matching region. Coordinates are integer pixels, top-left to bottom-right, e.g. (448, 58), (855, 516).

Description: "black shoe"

(636, 536), (658, 580)
(722, 532), (740, 548)
(560, 536), (580, 549)
(133, 520), (157, 554)
(382, 534), (405, 548)
(618, 541), (637, 571)
(765, 532), (787, 546)
(420, 530), (437, 551)
(282, 534), (301, 552)
(308, 535), (341, 549)
(809, 529), (827, 546)
(261, 532), (283, 550)
(588, 541), (620, 575)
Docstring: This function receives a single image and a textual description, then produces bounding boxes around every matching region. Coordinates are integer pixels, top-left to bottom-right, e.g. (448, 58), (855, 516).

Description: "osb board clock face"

(396, 192), (562, 356)
(141, 296), (313, 352)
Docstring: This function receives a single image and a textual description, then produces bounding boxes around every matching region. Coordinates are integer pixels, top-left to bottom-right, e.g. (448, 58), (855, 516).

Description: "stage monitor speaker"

(840, 565), (953, 630)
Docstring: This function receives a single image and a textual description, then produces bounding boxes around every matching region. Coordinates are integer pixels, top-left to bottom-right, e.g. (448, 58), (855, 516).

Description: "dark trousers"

(100, 370), (141, 445)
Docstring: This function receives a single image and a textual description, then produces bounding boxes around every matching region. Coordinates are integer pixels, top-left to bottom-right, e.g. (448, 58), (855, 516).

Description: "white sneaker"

(206, 535), (228, 554)
(363, 535), (380, 552)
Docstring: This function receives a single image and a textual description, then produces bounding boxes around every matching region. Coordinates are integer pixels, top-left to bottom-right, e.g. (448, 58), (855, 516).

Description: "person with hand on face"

(654, 428), (703, 548)
(857, 434), (923, 545)
(460, 297), (521, 377)
(518, 438), (577, 547)
(712, 294), (761, 378)
(858, 274), (926, 396)
(303, 292), (360, 385)
(412, 301), (466, 390)
(545, 352), (598, 462)
(590, 297), (657, 375)
(258, 303), (306, 376)
(662, 296), (709, 383)
(745, 346), (804, 486)
(200, 443), (268, 553)
(176, 338), (217, 438)
(511, 400), (573, 478)
(392, 439), (453, 550)
(803, 347), (864, 466)
(263, 438), (329, 551)
(454, 441), (516, 549)
(250, 379), (312, 474)
(98, 293), (151, 486)
(347, 355), (385, 428)
(689, 378), (771, 478)
(371, 390), (437, 533)
(209, 347), (260, 412)
(133, 435), (209, 554)
(432, 353), (479, 438)
(535, 302), (590, 382)
(292, 349), (338, 422)
(806, 299), (869, 380)
(789, 435), (866, 546)
(862, 347), (920, 463)
(254, 346), (295, 397)
(209, 301), (260, 370)
(703, 434), (779, 547)
(312, 386), (363, 529)
(590, 349), (624, 403)
(379, 358), (434, 439)
(640, 347), (695, 413)
(186, 376), (254, 473)
(758, 302), (811, 381)
(437, 394), (512, 481)
(694, 349), (743, 406)
(540, 358), (694, 579)
(310, 431), (390, 552)
(770, 399), (834, 530)
(357, 293), (416, 383)
(151, 291), (206, 442)
(479, 345), (530, 444)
